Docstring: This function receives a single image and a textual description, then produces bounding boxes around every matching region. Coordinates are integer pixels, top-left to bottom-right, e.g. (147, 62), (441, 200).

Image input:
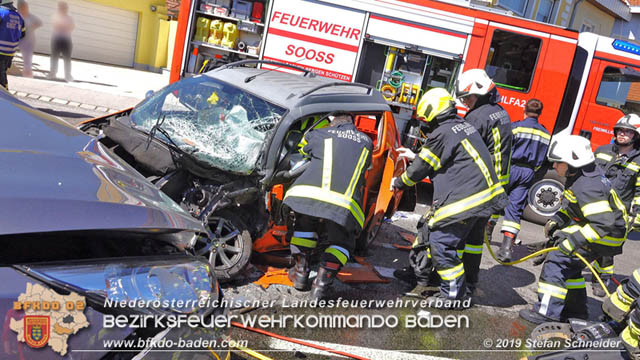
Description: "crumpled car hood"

(0, 97), (204, 236)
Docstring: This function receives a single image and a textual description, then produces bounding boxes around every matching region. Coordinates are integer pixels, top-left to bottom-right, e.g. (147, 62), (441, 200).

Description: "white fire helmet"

(547, 134), (594, 168)
(614, 113), (640, 136)
(455, 69), (495, 98)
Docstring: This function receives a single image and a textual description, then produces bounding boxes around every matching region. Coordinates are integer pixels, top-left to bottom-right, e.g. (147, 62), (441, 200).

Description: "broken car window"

(130, 76), (286, 175)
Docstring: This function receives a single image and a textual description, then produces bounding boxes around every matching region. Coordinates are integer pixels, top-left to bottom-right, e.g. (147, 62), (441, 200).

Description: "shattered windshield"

(130, 75), (286, 174)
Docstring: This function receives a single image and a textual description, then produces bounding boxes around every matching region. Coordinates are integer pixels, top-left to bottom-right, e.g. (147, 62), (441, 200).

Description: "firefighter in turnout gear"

(520, 135), (628, 325)
(496, 99), (550, 262)
(456, 68), (512, 285)
(591, 114), (640, 297)
(534, 268), (640, 360)
(284, 114), (372, 300)
(392, 88), (507, 307)
(602, 267), (640, 359)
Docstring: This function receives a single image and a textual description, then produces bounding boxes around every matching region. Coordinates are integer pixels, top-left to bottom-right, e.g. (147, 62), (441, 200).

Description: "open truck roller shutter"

(366, 15), (467, 59)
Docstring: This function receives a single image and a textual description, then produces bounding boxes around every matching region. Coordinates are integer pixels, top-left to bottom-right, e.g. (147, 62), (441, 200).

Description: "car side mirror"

(145, 90), (154, 99)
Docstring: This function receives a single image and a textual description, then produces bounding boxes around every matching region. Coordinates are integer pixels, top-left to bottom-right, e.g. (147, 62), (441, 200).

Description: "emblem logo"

(24, 315), (50, 348)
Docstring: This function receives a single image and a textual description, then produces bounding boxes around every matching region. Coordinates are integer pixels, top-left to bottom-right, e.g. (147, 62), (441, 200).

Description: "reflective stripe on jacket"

(510, 117), (550, 170)
(283, 123), (373, 232)
(395, 115), (508, 229)
(553, 166), (628, 256)
(595, 144), (640, 211)
(0, 6), (25, 56)
(464, 91), (512, 187)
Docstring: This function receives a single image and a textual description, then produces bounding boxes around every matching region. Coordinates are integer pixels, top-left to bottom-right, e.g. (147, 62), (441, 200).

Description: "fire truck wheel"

(523, 170), (565, 225)
(202, 211), (253, 282)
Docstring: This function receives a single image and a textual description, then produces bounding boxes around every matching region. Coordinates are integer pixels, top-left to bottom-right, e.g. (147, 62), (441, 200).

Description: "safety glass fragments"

(129, 76), (286, 175)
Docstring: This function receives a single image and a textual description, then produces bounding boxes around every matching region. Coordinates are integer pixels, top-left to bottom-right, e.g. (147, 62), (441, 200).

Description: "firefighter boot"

(519, 309), (558, 325)
(591, 276), (611, 298)
(310, 263), (339, 301)
(394, 266), (440, 287)
(622, 323), (640, 360)
(485, 218), (497, 242)
(496, 233), (515, 263)
(288, 253), (311, 290)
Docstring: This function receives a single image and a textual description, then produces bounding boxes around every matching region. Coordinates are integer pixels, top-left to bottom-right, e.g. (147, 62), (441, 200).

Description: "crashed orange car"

(79, 60), (415, 280)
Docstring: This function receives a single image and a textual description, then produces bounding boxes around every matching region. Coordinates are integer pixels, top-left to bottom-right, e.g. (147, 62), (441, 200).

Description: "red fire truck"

(170, 0), (640, 223)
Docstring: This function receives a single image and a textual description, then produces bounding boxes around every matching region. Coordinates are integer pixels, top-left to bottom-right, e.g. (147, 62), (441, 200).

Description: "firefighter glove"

(532, 253), (547, 266)
(631, 205), (640, 231)
(632, 215), (640, 232)
(556, 238), (575, 256)
(391, 176), (405, 191)
(527, 239), (554, 254)
(544, 219), (559, 239)
(397, 147), (416, 161)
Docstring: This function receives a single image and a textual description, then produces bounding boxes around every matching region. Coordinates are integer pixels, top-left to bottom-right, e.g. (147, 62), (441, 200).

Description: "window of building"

(580, 19), (595, 33)
(535, 0), (555, 23)
(596, 66), (640, 114)
(484, 29), (541, 92)
(498, 0), (528, 15)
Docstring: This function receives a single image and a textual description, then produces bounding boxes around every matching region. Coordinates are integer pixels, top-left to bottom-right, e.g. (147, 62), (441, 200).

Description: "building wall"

(552, 0), (571, 26)
(567, 0), (615, 35)
(87, 0), (170, 71)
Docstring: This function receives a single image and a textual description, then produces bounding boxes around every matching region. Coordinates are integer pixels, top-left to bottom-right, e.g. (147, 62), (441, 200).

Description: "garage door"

(28, 0), (138, 67)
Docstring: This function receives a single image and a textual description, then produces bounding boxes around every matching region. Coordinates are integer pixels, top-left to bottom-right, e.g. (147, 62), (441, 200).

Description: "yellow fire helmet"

(416, 87), (455, 123)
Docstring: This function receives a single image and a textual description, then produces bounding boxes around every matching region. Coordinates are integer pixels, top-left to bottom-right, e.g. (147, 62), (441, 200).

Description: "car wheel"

(204, 211), (252, 281)
(355, 210), (385, 255)
(365, 210), (385, 246)
(523, 171), (565, 225)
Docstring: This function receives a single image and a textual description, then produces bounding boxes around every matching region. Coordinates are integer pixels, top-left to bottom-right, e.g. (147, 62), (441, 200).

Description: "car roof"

(204, 65), (391, 113)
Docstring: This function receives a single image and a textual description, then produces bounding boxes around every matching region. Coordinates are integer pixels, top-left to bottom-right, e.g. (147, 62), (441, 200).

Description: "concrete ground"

(7, 52), (169, 112)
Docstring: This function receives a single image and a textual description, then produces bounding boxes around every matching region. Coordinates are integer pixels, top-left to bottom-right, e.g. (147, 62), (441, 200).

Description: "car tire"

(204, 211), (253, 281)
(355, 210), (385, 256)
(522, 170), (565, 225)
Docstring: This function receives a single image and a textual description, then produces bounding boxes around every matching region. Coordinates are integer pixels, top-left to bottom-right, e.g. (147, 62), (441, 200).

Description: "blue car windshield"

(130, 75), (286, 175)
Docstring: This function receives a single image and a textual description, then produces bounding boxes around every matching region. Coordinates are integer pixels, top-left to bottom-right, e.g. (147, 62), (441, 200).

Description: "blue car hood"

(0, 95), (204, 237)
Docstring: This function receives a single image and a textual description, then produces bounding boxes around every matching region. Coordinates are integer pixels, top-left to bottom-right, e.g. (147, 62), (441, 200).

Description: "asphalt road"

(32, 99), (639, 360)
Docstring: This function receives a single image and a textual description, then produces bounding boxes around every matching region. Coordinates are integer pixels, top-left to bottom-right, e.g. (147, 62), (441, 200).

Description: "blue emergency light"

(612, 40), (640, 56)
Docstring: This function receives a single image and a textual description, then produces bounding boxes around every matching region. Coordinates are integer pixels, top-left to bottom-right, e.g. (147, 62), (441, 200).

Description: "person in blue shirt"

(0, 0), (25, 88)
(496, 99), (551, 262)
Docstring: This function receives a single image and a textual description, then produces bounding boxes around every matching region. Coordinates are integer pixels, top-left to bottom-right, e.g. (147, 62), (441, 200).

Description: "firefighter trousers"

(430, 217), (484, 299)
(461, 216), (489, 286)
(534, 250), (593, 320)
(501, 165), (535, 236)
(290, 213), (353, 267)
(593, 256), (614, 282)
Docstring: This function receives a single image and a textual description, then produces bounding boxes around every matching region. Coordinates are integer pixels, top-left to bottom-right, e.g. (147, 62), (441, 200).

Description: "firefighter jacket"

(283, 122), (373, 233)
(552, 165), (628, 257)
(464, 88), (512, 186)
(594, 144), (640, 212)
(393, 114), (508, 229)
(0, 5), (24, 57)
(510, 117), (550, 170)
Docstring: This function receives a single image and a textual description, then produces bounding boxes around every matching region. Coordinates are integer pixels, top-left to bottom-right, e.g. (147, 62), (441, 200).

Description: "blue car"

(0, 89), (230, 359)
